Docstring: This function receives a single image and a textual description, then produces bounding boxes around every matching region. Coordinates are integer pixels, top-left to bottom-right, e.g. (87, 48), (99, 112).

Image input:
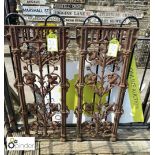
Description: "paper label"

(107, 38), (119, 57)
(47, 32), (58, 52)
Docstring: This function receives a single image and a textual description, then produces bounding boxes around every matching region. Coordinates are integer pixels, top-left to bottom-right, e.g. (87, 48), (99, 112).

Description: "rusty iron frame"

(75, 26), (139, 141)
(4, 25), (70, 141)
(4, 13), (148, 142)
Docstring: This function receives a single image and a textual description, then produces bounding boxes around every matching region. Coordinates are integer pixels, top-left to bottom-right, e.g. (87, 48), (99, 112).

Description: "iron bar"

(4, 64), (17, 132)
(4, 102), (13, 136)
(144, 103), (150, 124)
(75, 28), (88, 141)
(9, 26), (29, 135)
(5, 13), (27, 79)
(143, 82), (150, 112)
(59, 28), (68, 141)
(140, 52), (150, 91)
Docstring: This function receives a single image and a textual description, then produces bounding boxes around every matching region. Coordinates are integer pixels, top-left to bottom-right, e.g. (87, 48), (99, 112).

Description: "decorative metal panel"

(5, 25), (70, 141)
(75, 26), (138, 141)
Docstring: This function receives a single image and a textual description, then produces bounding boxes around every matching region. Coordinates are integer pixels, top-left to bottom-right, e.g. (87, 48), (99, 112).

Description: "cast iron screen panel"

(5, 25), (70, 141)
(75, 26), (139, 141)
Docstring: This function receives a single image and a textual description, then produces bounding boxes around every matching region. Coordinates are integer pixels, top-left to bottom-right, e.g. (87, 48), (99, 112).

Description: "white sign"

(52, 3), (83, 9)
(20, 0), (47, 5)
(96, 11), (144, 19)
(23, 16), (129, 25)
(51, 9), (93, 17)
(7, 137), (35, 150)
(85, 5), (118, 12)
(23, 16), (61, 22)
(22, 6), (50, 15)
(101, 18), (130, 24)
(51, 0), (85, 3)
(65, 17), (129, 24)
(65, 18), (84, 23)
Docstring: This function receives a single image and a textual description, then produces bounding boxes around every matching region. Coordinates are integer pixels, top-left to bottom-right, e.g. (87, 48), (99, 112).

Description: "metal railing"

(4, 13), (150, 142)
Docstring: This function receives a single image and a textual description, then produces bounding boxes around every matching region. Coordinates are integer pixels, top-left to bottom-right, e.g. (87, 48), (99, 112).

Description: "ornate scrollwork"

(84, 73), (97, 85)
(84, 72), (121, 97)
(24, 72), (36, 85)
(75, 101), (115, 137)
(27, 102), (67, 135)
(5, 26), (70, 137)
(82, 120), (113, 137)
(20, 43), (60, 66)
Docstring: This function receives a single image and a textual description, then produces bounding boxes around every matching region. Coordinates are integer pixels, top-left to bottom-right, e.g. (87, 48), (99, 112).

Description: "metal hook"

(44, 14), (65, 26)
(120, 16), (139, 28)
(83, 15), (103, 26)
(5, 13), (26, 25)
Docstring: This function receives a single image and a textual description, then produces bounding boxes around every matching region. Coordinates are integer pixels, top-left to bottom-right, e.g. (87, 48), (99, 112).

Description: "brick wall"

(19, 0), (150, 67)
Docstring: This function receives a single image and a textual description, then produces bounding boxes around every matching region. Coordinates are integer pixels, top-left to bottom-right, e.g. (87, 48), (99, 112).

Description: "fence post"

(4, 65), (17, 132)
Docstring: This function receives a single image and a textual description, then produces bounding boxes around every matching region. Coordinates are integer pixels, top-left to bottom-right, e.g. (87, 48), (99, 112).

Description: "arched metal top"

(120, 16), (139, 28)
(5, 13), (26, 25)
(44, 14), (65, 26)
(83, 15), (103, 26)
(120, 16), (140, 80)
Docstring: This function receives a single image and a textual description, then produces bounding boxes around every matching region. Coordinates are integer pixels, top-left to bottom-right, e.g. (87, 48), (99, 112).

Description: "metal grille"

(75, 26), (139, 141)
(5, 25), (70, 141)
(5, 14), (149, 142)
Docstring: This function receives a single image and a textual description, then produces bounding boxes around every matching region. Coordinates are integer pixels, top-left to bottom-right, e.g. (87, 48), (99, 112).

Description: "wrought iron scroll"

(4, 25), (70, 141)
(75, 25), (138, 141)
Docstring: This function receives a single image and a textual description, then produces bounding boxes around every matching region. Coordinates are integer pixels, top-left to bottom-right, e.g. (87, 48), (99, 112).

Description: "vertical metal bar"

(107, 30), (123, 104)
(45, 27), (51, 104)
(5, 13), (27, 79)
(140, 52), (150, 91)
(59, 28), (67, 142)
(4, 0), (11, 15)
(47, 62), (51, 103)
(111, 30), (134, 142)
(120, 16), (139, 81)
(108, 16), (139, 105)
(144, 103), (150, 124)
(24, 27), (37, 103)
(119, 16), (140, 128)
(76, 28), (88, 141)
(4, 102), (13, 136)
(4, 64), (17, 131)
(92, 29), (101, 118)
(142, 82), (150, 112)
(37, 40), (48, 136)
(9, 46), (17, 78)
(10, 27), (29, 135)
(97, 37), (108, 123)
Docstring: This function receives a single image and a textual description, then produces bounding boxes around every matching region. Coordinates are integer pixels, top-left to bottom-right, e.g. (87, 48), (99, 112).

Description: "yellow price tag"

(36, 22), (58, 52)
(47, 31), (58, 52)
(107, 38), (119, 57)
